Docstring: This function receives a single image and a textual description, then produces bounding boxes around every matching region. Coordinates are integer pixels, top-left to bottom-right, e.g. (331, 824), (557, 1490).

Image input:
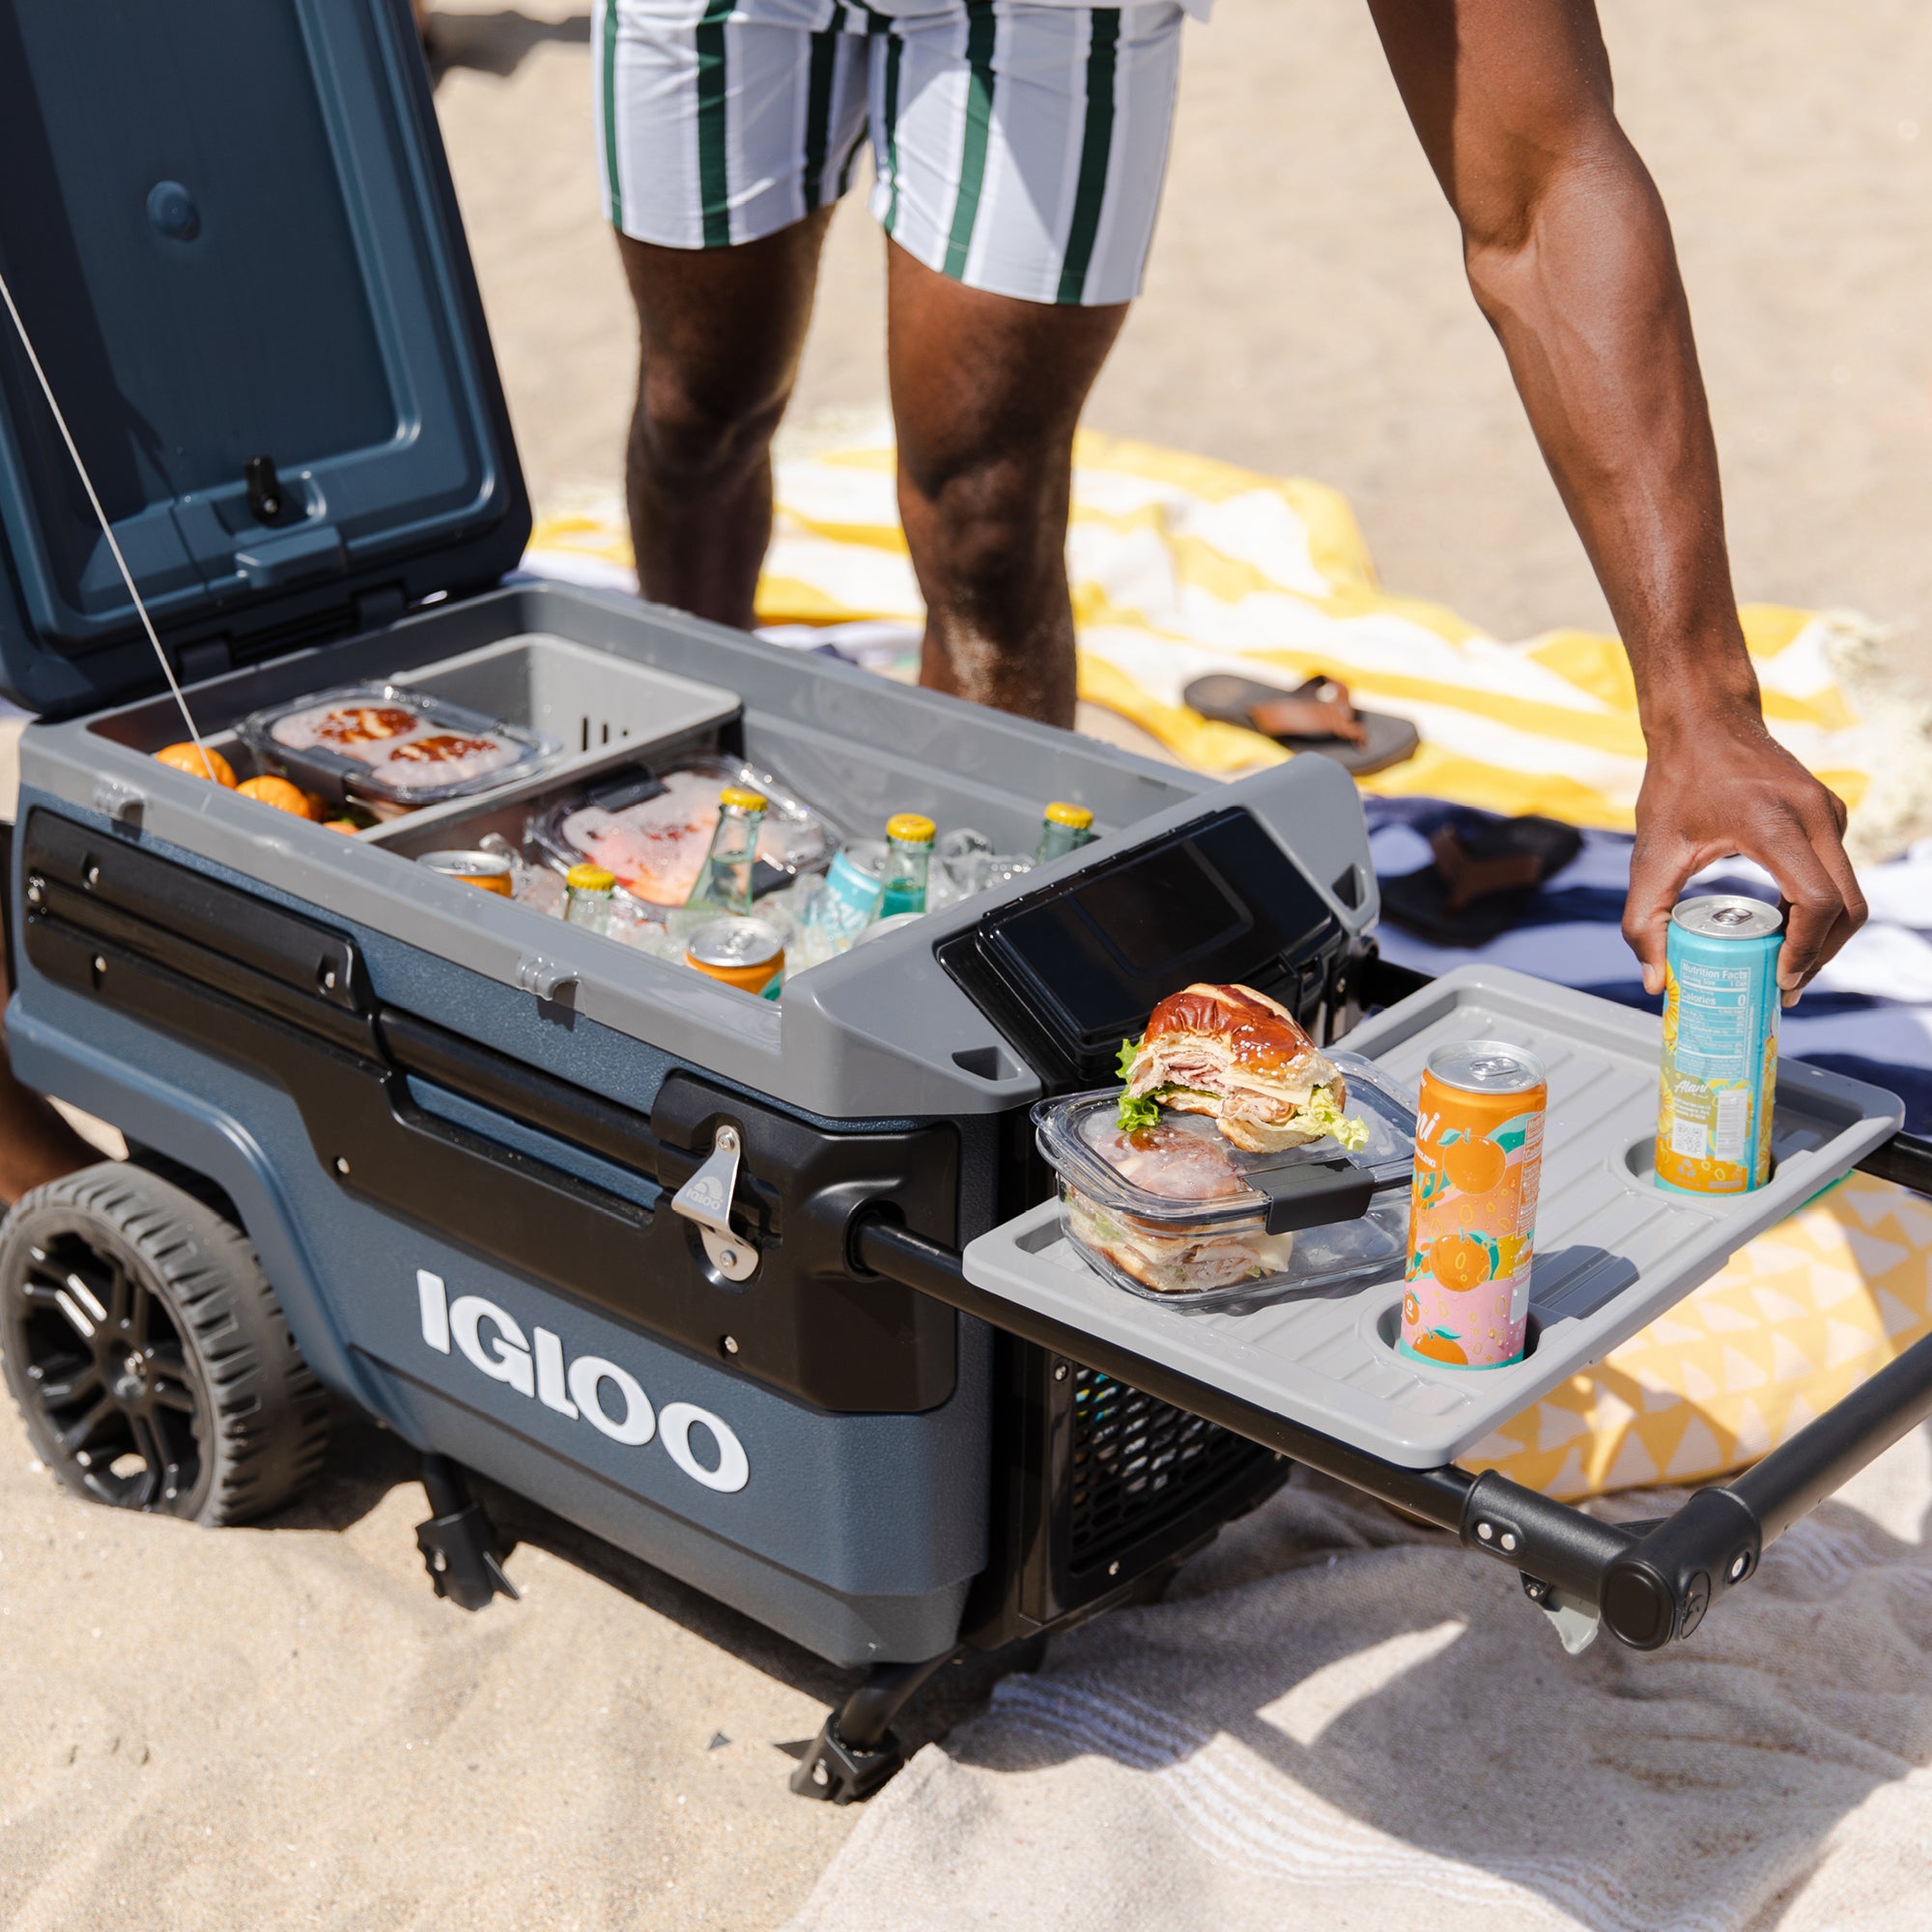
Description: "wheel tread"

(0, 1163), (329, 1524)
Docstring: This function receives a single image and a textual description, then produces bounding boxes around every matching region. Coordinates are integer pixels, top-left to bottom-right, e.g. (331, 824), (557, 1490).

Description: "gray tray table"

(962, 965), (1906, 1468)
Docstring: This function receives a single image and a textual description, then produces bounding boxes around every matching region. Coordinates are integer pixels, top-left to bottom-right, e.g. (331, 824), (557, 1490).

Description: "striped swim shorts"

(594, 0), (1189, 306)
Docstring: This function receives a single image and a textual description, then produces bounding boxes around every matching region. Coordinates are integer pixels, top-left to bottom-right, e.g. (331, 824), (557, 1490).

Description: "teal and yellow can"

(1655, 895), (1782, 1195)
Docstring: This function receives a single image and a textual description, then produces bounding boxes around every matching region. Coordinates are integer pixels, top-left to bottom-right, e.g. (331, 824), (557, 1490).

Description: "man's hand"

(1367, 0), (1868, 1002)
(1626, 704), (1866, 1006)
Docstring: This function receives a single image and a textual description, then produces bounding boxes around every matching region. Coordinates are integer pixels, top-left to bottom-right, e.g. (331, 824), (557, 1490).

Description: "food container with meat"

(239, 683), (559, 810)
(1036, 1050), (1417, 1307)
(534, 756), (834, 909)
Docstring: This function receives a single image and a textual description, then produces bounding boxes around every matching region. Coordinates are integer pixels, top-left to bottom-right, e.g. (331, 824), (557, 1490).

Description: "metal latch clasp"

(671, 1124), (759, 1281)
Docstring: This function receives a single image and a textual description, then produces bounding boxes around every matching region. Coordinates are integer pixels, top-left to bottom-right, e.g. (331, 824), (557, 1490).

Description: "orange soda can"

(1401, 1040), (1548, 1369)
(684, 915), (785, 997)
(418, 849), (514, 896)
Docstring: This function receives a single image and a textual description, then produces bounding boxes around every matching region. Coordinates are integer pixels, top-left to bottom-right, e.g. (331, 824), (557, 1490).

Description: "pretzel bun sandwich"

(1118, 981), (1366, 1153)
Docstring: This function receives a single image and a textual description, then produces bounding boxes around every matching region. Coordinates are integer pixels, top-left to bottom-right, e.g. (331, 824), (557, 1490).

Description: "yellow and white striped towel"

(530, 426), (1888, 834)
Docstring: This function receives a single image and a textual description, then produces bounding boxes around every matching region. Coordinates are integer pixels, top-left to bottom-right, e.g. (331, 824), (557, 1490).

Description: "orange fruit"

(237, 775), (323, 820)
(1411, 1329), (1469, 1366)
(1432, 1233), (1494, 1293)
(1402, 1292), (1422, 1328)
(323, 819), (361, 836)
(1442, 1134), (1506, 1197)
(155, 742), (236, 787)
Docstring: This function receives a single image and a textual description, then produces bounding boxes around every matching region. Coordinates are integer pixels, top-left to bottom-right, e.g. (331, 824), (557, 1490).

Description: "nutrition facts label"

(1673, 961), (1756, 1080)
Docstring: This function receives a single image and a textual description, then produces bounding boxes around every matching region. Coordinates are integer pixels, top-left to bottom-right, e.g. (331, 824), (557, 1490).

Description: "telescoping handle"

(853, 1127), (1932, 1653)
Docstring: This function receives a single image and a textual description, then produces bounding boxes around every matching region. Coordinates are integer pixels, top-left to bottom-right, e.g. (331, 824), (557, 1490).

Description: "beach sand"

(3, 6), (1929, 1928)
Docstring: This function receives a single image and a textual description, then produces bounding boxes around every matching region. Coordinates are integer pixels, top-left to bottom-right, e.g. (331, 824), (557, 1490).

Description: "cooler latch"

(671, 1123), (760, 1282)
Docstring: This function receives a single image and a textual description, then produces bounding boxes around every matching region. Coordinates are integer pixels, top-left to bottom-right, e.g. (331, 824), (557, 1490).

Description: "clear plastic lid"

(1033, 1052), (1416, 1231)
(241, 684), (559, 808)
(536, 756), (833, 908)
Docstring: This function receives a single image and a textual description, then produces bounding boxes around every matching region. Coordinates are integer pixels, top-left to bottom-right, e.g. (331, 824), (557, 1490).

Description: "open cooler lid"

(0, 0), (530, 718)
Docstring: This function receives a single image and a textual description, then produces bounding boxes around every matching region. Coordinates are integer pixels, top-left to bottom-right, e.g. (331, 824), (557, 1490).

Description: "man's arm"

(1367, 0), (1865, 1003)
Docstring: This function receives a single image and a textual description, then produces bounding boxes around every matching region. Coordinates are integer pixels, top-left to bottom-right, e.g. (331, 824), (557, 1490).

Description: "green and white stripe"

(1057, 9), (1119, 302)
(601, 0), (1183, 305)
(941, 2), (1000, 278)
(694, 0), (734, 245)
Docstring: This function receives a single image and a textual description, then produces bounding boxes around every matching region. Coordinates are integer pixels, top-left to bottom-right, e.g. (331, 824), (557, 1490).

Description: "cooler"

(1, 0), (1927, 1809)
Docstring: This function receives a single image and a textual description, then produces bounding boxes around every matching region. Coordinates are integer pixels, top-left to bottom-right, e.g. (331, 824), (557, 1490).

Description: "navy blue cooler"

(13, 3), (1919, 1805)
(0, 0), (1384, 1797)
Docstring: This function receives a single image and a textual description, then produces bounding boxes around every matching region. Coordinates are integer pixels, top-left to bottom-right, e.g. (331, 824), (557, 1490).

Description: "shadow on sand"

(262, 1404), (1035, 1764)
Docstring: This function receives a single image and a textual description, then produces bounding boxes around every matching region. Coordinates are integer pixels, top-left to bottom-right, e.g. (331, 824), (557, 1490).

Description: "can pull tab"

(671, 1124), (759, 1281)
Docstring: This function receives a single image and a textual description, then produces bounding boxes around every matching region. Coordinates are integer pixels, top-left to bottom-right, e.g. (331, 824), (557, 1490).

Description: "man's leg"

(619, 216), (833, 631)
(889, 248), (1124, 726)
(866, 1), (1186, 724)
(598, 0), (868, 627)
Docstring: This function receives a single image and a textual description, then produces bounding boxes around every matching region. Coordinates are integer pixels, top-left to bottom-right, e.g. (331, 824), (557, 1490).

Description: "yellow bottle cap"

(719, 785), (768, 812)
(886, 812), (936, 845)
(1044, 801), (1093, 829)
(566, 863), (615, 893)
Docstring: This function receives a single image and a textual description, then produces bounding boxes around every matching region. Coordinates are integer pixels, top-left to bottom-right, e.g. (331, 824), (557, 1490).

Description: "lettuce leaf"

(1116, 1036), (1157, 1129)
(1305, 1083), (1370, 1152)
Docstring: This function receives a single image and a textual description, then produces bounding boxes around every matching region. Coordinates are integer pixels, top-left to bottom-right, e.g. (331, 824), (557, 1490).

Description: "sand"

(4, 5), (1930, 1928)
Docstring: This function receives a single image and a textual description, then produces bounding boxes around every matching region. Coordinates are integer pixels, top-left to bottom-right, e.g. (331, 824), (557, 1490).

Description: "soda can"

(1401, 1040), (1548, 1370)
(418, 849), (513, 896)
(685, 915), (785, 997)
(1655, 895), (1782, 1195)
(805, 842), (887, 952)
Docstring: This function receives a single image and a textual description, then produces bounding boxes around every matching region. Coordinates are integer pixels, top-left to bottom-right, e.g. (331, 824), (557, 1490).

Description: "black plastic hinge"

(244, 454), (289, 525)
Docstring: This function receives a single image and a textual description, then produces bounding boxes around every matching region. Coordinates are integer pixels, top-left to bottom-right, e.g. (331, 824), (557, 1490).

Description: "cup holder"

(1372, 1297), (1542, 1370)
(1622, 1130), (1768, 1202)
(1624, 1134), (1659, 1185)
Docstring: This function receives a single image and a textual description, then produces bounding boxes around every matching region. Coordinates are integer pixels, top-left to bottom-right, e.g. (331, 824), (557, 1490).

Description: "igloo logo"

(416, 1269), (749, 1493)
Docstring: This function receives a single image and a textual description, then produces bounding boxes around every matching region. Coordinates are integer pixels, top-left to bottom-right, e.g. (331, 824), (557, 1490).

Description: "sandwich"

(1117, 982), (1366, 1153)
(1067, 1190), (1295, 1295)
(1065, 1119), (1294, 1293)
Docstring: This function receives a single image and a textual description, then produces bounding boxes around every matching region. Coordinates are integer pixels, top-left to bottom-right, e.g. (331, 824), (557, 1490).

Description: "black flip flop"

(1182, 672), (1420, 777)
(1378, 813), (1584, 947)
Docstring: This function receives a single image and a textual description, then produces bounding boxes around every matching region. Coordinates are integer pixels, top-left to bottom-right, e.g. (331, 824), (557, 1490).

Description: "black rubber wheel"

(0, 1162), (328, 1524)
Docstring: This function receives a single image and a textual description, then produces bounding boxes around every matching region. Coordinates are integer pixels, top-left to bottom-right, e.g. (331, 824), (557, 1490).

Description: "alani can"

(1655, 895), (1782, 1195)
(1401, 1040), (1548, 1370)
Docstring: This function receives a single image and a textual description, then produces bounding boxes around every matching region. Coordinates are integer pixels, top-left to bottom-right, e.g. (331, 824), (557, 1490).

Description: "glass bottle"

(685, 785), (767, 917)
(1035, 801), (1094, 864)
(878, 813), (936, 918)
(564, 863), (616, 935)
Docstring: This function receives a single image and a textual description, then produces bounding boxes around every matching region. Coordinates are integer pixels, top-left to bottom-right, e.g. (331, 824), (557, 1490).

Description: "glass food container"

(1033, 1052), (1418, 1309)
(241, 683), (559, 810)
